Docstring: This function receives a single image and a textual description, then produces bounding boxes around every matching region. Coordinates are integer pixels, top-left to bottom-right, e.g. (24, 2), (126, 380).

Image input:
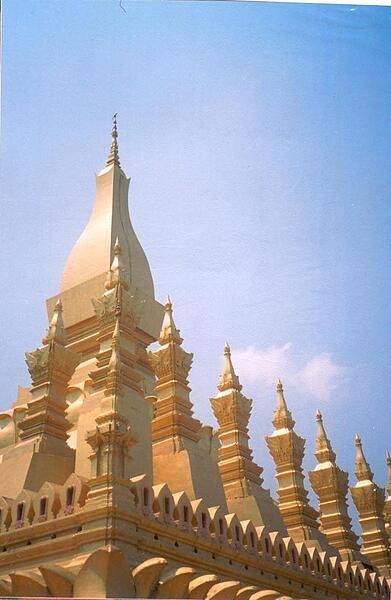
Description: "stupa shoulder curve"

(60, 161), (154, 298)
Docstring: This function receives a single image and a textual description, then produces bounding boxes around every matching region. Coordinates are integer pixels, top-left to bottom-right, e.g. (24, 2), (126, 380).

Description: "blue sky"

(1, 1), (390, 509)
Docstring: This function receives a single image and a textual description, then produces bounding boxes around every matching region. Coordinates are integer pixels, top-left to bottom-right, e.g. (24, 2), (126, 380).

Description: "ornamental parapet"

(0, 474), (388, 598)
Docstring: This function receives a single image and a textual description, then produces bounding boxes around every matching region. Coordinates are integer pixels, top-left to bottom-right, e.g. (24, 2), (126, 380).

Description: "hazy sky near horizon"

(1, 1), (390, 504)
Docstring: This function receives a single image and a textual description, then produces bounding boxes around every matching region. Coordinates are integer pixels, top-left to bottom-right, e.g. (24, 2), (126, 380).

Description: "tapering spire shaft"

(42, 299), (67, 346)
(209, 344), (287, 530)
(272, 379), (294, 430)
(106, 113), (121, 167)
(266, 380), (320, 541)
(350, 435), (391, 576)
(385, 452), (391, 539)
(149, 296), (198, 444)
(159, 296), (182, 345)
(309, 411), (359, 559)
(21, 303), (79, 445)
(314, 409), (336, 463)
(218, 343), (242, 392)
(354, 434), (373, 481)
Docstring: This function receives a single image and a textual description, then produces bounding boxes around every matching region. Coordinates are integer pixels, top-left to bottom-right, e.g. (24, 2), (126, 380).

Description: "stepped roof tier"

(0, 120), (389, 599)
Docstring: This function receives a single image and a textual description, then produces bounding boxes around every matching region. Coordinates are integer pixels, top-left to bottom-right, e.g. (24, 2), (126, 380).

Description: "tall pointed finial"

(106, 113), (121, 167)
(354, 434), (373, 482)
(108, 318), (121, 374)
(386, 450), (391, 496)
(42, 299), (67, 346)
(314, 409), (335, 463)
(105, 237), (129, 290)
(218, 342), (242, 392)
(159, 296), (183, 345)
(272, 379), (295, 430)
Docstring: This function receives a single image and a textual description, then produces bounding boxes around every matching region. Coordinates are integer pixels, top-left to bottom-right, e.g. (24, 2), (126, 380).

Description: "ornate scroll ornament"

(86, 419), (134, 452)
(211, 393), (252, 427)
(148, 345), (193, 381)
(92, 286), (145, 330)
(25, 343), (79, 386)
(267, 432), (305, 465)
(86, 414), (135, 478)
(25, 346), (51, 383)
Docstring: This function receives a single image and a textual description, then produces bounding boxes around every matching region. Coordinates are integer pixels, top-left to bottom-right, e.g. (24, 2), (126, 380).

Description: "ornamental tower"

(265, 380), (321, 543)
(350, 435), (391, 576)
(308, 410), (360, 561)
(148, 299), (226, 507)
(385, 452), (391, 537)
(210, 344), (286, 529)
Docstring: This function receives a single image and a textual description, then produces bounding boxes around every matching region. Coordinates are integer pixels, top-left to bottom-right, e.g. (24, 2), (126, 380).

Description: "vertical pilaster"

(86, 318), (135, 511)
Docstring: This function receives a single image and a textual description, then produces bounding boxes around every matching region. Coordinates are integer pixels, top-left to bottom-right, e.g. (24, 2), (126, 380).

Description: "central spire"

(106, 113), (121, 167)
(60, 117), (154, 298)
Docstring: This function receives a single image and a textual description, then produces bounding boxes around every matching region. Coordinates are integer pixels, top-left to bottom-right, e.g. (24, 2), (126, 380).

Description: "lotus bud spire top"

(272, 378), (294, 430)
(354, 434), (373, 482)
(159, 296), (183, 345)
(218, 342), (242, 392)
(314, 409), (336, 463)
(42, 298), (67, 346)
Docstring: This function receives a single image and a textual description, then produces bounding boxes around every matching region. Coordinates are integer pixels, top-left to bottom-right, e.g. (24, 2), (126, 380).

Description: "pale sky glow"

(232, 344), (346, 402)
(1, 1), (390, 507)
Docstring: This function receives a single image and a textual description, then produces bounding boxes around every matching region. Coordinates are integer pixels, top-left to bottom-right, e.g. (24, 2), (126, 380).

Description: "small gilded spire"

(354, 434), (373, 482)
(105, 237), (130, 290)
(272, 379), (295, 430)
(42, 299), (67, 346)
(315, 410), (336, 463)
(386, 450), (391, 496)
(108, 318), (121, 374)
(106, 113), (121, 167)
(217, 342), (242, 392)
(159, 296), (182, 345)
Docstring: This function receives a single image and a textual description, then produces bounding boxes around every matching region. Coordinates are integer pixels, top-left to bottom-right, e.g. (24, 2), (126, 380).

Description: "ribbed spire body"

(149, 298), (199, 446)
(309, 411), (359, 559)
(266, 380), (320, 541)
(350, 435), (391, 575)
